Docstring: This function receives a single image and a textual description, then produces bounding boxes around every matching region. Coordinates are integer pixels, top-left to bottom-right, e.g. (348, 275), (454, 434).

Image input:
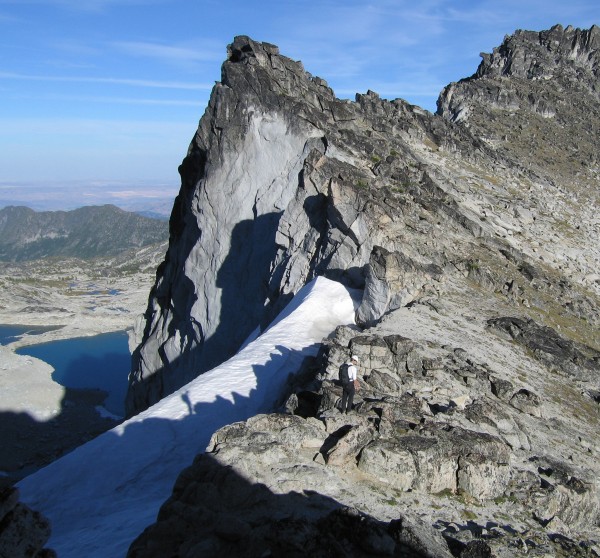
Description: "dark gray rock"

(358, 424), (511, 499)
(0, 487), (54, 558)
(129, 26), (600, 417)
(364, 369), (404, 395)
(487, 317), (600, 381)
(509, 388), (542, 417)
(490, 377), (514, 401)
(127, 452), (454, 558)
(356, 245), (444, 327)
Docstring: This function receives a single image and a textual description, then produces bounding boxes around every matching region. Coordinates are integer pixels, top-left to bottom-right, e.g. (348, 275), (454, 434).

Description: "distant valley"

(0, 204), (168, 340)
(0, 205), (169, 485)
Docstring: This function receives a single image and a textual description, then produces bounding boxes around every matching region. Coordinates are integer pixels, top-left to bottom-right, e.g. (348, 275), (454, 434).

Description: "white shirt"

(347, 363), (358, 381)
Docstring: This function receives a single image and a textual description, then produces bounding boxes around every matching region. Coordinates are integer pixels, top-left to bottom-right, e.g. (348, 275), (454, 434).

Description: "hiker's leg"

(347, 383), (355, 412)
(341, 387), (348, 412)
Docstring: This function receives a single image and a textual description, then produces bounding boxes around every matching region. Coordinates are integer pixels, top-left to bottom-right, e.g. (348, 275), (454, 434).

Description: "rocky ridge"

(437, 24), (600, 293)
(130, 284), (600, 557)
(127, 27), (599, 557)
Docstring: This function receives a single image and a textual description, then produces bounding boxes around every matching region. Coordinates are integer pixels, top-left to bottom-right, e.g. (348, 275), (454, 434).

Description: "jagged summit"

(475, 24), (600, 84)
(437, 26), (600, 288)
(223, 35), (336, 104)
(128, 26), (599, 418)
(438, 24), (600, 126)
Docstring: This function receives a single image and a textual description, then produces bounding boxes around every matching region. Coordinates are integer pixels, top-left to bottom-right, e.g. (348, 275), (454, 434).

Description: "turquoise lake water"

(15, 330), (131, 416)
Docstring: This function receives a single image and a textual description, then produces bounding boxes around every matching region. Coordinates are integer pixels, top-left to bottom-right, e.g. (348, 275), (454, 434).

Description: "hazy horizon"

(0, 179), (178, 214)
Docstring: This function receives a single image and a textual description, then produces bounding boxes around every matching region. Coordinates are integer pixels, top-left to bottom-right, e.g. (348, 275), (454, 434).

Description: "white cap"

(351, 355), (359, 363)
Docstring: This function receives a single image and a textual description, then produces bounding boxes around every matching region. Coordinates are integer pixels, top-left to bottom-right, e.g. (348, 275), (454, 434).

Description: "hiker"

(340, 355), (359, 414)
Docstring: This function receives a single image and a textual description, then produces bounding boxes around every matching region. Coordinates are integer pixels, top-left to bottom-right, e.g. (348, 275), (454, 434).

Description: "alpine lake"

(4, 327), (131, 416)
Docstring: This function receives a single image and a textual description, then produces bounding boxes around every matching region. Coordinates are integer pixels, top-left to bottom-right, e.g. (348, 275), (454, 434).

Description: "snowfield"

(18, 277), (358, 558)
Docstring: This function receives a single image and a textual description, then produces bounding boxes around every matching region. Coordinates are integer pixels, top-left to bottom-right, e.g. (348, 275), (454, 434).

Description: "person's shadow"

(16, 343), (339, 557)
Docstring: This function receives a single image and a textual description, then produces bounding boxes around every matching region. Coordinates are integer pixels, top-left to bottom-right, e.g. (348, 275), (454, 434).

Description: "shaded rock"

(207, 413), (326, 454)
(364, 369), (404, 396)
(490, 377), (514, 402)
(366, 393), (431, 430)
(459, 540), (494, 558)
(383, 335), (417, 357)
(357, 438), (419, 491)
(325, 422), (376, 467)
(128, 452), (453, 558)
(356, 245), (443, 327)
(349, 334), (398, 375)
(124, 26), (600, 558)
(465, 398), (531, 451)
(0, 487), (54, 558)
(406, 350), (424, 374)
(509, 388), (542, 417)
(527, 456), (600, 531)
(388, 515), (455, 558)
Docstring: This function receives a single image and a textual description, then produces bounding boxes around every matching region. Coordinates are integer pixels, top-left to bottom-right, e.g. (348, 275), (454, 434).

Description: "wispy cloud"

(0, 116), (194, 139)
(0, 11), (17, 22)
(100, 96), (205, 107)
(49, 38), (104, 58)
(111, 40), (223, 65)
(39, 93), (205, 107)
(0, 71), (211, 90)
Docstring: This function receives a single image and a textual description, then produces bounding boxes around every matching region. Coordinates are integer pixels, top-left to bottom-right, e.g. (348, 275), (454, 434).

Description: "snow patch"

(18, 277), (359, 558)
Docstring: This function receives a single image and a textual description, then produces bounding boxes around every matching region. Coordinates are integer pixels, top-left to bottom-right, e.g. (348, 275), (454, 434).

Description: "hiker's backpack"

(338, 362), (350, 383)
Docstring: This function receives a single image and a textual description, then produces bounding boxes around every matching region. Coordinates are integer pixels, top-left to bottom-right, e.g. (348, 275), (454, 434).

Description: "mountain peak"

(218, 35), (335, 113)
(474, 24), (600, 86)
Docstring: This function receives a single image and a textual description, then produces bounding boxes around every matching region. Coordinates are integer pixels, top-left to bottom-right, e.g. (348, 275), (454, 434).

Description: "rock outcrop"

(0, 486), (54, 558)
(127, 26), (600, 557)
(129, 319), (600, 557)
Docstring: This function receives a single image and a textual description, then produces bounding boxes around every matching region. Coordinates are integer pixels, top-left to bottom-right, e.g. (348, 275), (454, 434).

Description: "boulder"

(358, 425), (511, 500)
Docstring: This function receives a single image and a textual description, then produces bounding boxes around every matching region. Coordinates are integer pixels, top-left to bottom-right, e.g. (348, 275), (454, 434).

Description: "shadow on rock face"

(126, 450), (459, 558)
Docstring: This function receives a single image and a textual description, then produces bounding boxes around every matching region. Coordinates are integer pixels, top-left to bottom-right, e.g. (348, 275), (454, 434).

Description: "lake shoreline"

(0, 328), (129, 487)
(16, 330), (131, 416)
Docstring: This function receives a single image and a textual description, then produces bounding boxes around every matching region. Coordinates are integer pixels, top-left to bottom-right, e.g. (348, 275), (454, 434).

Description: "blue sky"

(0, 0), (598, 208)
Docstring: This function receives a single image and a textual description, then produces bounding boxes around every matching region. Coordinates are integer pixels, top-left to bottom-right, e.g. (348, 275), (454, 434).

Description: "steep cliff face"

(127, 36), (450, 414)
(127, 38), (335, 413)
(126, 27), (600, 556)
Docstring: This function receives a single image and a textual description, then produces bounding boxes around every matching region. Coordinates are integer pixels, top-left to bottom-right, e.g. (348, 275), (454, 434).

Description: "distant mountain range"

(0, 205), (169, 261)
